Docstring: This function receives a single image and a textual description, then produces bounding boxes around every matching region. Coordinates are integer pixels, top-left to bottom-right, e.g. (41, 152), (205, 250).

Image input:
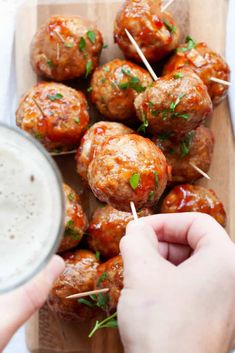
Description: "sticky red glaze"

(134, 67), (213, 139)
(153, 126), (215, 183)
(16, 82), (90, 152)
(161, 184), (226, 226)
(113, 0), (180, 63)
(58, 184), (88, 253)
(30, 15), (103, 81)
(87, 205), (153, 258)
(76, 121), (133, 182)
(90, 59), (153, 122)
(48, 250), (100, 321)
(163, 42), (230, 105)
(88, 134), (168, 211)
(95, 255), (123, 312)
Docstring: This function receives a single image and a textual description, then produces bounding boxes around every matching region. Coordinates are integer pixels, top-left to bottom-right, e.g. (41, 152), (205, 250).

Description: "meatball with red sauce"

(16, 82), (90, 152)
(163, 38), (230, 105)
(95, 255), (123, 313)
(30, 16), (103, 81)
(76, 121), (133, 182)
(88, 134), (169, 212)
(90, 59), (153, 122)
(48, 250), (100, 321)
(58, 184), (88, 253)
(87, 205), (153, 259)
(114, 0), (180, 63)
(160, 184), (226, 226)
(134, 68), (213, 139)
(153, 126), (215, 183)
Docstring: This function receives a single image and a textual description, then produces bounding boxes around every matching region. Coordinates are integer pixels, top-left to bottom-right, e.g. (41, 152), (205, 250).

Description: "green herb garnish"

(74, 118), (80, 124)
(86, 60), (93, 78)
(47, 93), (63, 101)
(154, 172), (159, 187)
(103, 44), (108, 49)
(95, 251), (101, 261)
(65, 220), (80, 240)
(129, 173), (140, 190)
(78, 298), (96, 308)
(179, 131), (195, 158)
(119, 69), (146, 93)
(34, 132), (43, 140)
(65, 42), (74, 48)
(88, 312), (118, 338)
(163, 19), (176, 34)
(173, 72), (183, 79)
(177, 36), (196, 53)
(79, 37), (86, 52)
(68, 193), (74, 201)
(97, 272), (109, 286)
(47, 59), (53, 67)
(148, 191), (155, 201)
(103, 66), (110, 72)
(137, 112), (149, 133)
(87, 86), (93, 92)
(87, 30), (96, 44)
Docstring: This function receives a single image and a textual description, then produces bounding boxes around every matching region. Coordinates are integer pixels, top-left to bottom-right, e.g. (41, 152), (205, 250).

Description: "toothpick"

(125, 29), (158, 81)
(210, 77), (231, 86)
(130, 201), (138, 221)
(66, 288), (109, 299)
(32, 98), (44, 117)
(162, 0), (175, 12)
(56, 43), (60, 60)
(189, 162), (211, 180)
(53, 30), (65, 44)
(50, 150), (76, 156)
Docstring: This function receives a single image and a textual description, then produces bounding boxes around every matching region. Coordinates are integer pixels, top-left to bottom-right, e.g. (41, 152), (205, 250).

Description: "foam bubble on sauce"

(0, 125), (63, 291)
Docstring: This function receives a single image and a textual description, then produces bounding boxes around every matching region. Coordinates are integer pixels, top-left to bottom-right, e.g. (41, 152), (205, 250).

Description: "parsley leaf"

(103, 44), (108, 49)
(177, 36), (197, 53)
(137, 112), (149, 133)
(97, 272), (109, 286)
(154, 172), (159, 187)
(180, 131), (195, 158)
(163, 19), (176, 34)
(86, 60), (93, 78)
(64, 42), (74, 48)
(129, 173), (140, 190)
(88, 312), (118, 338)
(148, 191), (155, 201)
(74, 118), (80, 124)
(87, 30), (96, 44)
(47, 93), (63, 101)
(79, 37), (86, 52)
(78, 298), (96, 308)
(47, 59), (53, 67)
(64, 220), (80, 240)
(95, 251), (101, 261)
(87, 86), (93, 92)
(173, 72), (183, 79)
(68, 193), (74, 201)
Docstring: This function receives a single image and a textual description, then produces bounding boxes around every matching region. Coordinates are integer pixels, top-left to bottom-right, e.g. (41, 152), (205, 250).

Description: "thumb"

(0, 255), (64, 351)
(120, 219), (171, 285)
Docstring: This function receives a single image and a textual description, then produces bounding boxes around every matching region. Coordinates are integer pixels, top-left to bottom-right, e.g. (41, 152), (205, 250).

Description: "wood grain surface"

(15, 0), (235, 352)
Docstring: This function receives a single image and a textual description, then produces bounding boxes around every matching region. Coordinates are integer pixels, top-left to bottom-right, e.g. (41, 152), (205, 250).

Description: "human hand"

(118, 213), (235, 353)
(0, 255), (64, 352)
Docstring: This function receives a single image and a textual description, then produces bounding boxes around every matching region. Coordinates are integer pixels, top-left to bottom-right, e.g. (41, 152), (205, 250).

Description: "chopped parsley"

(79, 37), (86, 52)
(97, 272), (109, 286)
(163, 19), (176, 34)
(88, 312), (118, 338)
(129, 173), (140, 190)
(34, 132), (43, 140)
(173, 72), (183, 79)
(95, 251), (101, 261)
(103, 44), (108, 49)
(87, 86), (93, 92)
(119, 68), (146, 93)
(148, 191), (155, 201)
(47, 93), (63, 101)
(64, 220), (80, 240)
(68, 193), (74, 201)
(103, 66), (110, 72)
(64, 42), (74, 48)
(96, 293), (109, 309)
(74, 118), (80, 124)
(179, 131), (196, 159)
(157, 94), (189, 120)
(177, 36), (197, 53)
(137, 112), (149, 133)
(86, 60), (93, 78)
(87, 30), (96, 44)
(154, 172), (159, 187)
(78, 298), (96, 308)
(47, 59), (53, 67)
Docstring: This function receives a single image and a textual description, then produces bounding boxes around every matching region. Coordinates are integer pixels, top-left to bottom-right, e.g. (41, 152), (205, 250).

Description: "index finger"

(143, 213), (230, 251)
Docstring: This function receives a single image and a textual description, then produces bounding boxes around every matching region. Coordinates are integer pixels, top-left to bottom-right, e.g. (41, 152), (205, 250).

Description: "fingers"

(158, 242), (192, 265)
(144, 213), (229, 251)
(0, 255), (64, 350)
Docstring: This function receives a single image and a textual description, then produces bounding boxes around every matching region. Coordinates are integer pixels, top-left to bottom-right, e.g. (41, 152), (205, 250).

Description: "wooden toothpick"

(125, 29), (158, 81)
(189, 162), (211, 180)
(210, 77), (231, 86)
(130, 201), (138, 221)
(161, 0), (175, 12)
(66, 288), (109, 300)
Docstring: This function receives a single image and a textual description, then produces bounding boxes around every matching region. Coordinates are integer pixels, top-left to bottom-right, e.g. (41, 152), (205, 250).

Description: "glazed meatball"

(30, 16), (103, 81)
(163, 39), (230, 105)
(58, 184), (88, 253)
(48, 250), (100, 321)
(160, 184), (226, 226)
(88, 134), (169, 211)
(134, 68), (213, 138)
(16, 82), (90, 152)
(90, 59), (153, 122)
(95, 256), (123, 313)
(76, 121), (133, 181)
(87, 205), (153, 258)
(153, 126), (215, 183)
(114, 0), (180, 63)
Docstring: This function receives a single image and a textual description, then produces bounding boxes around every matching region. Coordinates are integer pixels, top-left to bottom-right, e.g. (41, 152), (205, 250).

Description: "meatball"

(134, 68), (213, 138)
(90, 59), (153, 122)
(153, 126), (215, 183)
(48, 250), (100, 321)
(87, 205), (153, 259)
(88, 134), (169, 212)
(30, 16), (103, 81)
(76, 121), (133, 182)
(16, 82), (90, 152)
(163, 39), (230, 105)
(58, 184), (88, 253)
(114, 0), (180, 63)
(95, 255), (123, 313)
(160, 184), (226, 226)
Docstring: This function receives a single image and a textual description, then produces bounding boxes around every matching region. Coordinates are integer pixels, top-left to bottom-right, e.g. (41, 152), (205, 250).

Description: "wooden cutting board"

(15, 0), (235, 352)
